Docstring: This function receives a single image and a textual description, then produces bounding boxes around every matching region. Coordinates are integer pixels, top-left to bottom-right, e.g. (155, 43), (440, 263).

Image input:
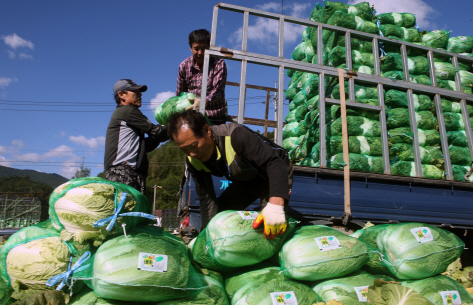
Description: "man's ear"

(203, 124), (211, 137)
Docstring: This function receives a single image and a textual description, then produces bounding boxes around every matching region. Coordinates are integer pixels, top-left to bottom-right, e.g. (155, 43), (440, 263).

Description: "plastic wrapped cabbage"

(0, 220), (89, 290)
(154, 92), (197, 125)
(156, 273), (229, 305)
(73, 226), (206, 302)
(312, 270), (395, 304)
(190, 210), (297, 272)
(355, 224), (393, 275)
(422, 30), (450, 49)
(279, 225), (375, 281)
(49, 177), (152, 246)
(376, 223), (464, 279)
(69, 287), (136, 304)
(225, 267), (322, 305)
(390, 161), (444, 179)
(448, 36), (473, 54)
(402, 275), (473, 305)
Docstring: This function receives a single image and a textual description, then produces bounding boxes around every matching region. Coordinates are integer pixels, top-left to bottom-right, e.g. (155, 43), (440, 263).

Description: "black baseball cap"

(113, 79), (148, 95)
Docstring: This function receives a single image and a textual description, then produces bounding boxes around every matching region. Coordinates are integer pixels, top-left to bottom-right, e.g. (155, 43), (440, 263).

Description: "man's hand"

(252, 201), (287, 239)
(185, 97), (201, 111)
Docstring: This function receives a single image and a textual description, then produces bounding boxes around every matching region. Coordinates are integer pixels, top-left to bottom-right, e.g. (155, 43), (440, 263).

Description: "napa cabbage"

(279, 225), (375, 281)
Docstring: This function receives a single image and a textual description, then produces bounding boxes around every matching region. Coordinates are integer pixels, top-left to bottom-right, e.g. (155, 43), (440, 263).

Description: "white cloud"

(149, 91), (174, 110)
(0, 77), (18, 89)
(69, 136), (105, 149)
(0, 146), (9, 155)
(15, 153), (41, 162)
(228, 3), (310, 49)
(347, 0), (438, 29)
(2, 33), (34, 50)
(43, 145), (77, 159)
(0, 156), (11, 167)
(7, 50), (15, 59)
(60, 161), (80, 178)
(19, 53), (33, 60)
(11, 140), (23, 148)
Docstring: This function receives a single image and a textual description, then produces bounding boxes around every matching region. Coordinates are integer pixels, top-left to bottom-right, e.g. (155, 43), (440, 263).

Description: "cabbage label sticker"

(354, 286), (370, 302)
(238, 211), (258, 220)
(410, 227), (434, 243)
(439, 291), (461, 305)
(270, 291), (298, 305)
(315, 236), (342, 251)
(138, 253), (167, 273)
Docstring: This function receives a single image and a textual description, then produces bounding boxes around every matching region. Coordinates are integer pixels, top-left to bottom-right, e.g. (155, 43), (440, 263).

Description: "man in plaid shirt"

(176, 29), (228, 125)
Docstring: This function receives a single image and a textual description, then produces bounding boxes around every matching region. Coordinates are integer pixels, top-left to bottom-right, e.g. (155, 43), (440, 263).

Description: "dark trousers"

(105, 164), (146, 194)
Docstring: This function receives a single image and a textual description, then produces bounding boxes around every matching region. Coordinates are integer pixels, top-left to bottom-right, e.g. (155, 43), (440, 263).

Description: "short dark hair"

(188, 29), (211, 48)
(114, 90), (127, 105)
(167, 110), (208, 141)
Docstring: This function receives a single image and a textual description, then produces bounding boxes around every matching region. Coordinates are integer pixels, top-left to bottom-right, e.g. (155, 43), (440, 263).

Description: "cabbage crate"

(0, 195), (42, 229)
(179, 3), (473, 239)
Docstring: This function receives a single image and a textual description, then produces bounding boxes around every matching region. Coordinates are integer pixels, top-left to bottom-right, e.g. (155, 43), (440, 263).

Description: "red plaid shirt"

(176, 56), (227, 119)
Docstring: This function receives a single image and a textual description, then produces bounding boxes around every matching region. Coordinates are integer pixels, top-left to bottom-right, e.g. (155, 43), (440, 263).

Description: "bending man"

(168, 110), (293, 239)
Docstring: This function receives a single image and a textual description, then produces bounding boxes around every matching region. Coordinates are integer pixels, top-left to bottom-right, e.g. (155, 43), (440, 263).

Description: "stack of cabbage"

(283, 0), (473, 181)
(225, 266), (322, 305)
(49, 177), (152, 246)
(0, 220), (90, 293)
(190, 210), (297, 271)
(154, 92), (197, 125)
(72, 226), (207, 303)
(402, 275), (473, 304)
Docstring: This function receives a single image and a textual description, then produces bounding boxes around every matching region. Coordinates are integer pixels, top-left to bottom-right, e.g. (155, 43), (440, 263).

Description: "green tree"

(145, 142), (186, 210)
(71, 157), (91, 179)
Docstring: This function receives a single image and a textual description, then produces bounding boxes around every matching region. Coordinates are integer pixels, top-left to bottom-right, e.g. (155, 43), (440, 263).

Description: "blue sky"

(1, 0), (472, 178)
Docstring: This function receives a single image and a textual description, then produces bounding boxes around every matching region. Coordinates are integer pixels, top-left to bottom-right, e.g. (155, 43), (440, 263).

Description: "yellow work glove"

(252, 202), (287, 239)
(185, 97), (201, 111)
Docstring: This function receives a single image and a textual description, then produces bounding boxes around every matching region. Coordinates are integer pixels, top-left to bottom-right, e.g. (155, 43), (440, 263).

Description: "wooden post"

(153, 185), (157, 215)
(338, 68), (352, 221)
(264, 89), (270, 137)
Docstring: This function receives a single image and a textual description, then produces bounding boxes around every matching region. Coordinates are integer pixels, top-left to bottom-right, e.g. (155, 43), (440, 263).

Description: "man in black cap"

(104, 79), (168, 193)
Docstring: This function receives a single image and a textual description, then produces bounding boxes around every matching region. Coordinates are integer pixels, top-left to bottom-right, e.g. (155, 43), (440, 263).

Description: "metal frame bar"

(434, 93), (453, 180)
(319, 72), (327, 167)
(406, 88), (423, 177)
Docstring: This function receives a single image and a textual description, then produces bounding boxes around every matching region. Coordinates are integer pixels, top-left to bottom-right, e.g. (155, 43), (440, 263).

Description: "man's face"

(190, 42), (210, 66)
(174, 124), (214, 162)
(119, 90), (142, 108)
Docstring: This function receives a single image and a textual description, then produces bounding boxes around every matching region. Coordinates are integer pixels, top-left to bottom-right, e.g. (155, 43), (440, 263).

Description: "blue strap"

(390, 156), (399, 166)
(46, 251), (91, 290)
(93, 192), (155, 231)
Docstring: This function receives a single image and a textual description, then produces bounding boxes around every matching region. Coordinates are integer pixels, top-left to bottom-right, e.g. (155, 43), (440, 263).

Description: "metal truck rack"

(0, 195), (41, 229)
(199, 3), (473, 181)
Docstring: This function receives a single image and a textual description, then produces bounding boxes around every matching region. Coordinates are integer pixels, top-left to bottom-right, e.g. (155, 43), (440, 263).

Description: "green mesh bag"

(388, 127), (440, 147)
(295, 121), (308, 136)
(328, 153), (383, 173)
(282, 137), (298, 152)
(387, 108), (435, 130)
(402, 275), (473, 305)
(452, 165), (473, 182)
(190, 211), (297, 272)
(283, 122), (299, 138)
(434, 62), (457, 81)
(458, 53), (473, 72)
(299, 156), (318, 167)
(379, 24), (404, 39)
(436, 98), (463, 113)
(312, 270), (395, 304)
(327, 116), (381, 137)
(383, 71), (433, 86)
(448, 36), (473, 54)
(376, 12), (416, 28)
(328, 136), (382, 156)
(49, 177), (153, 246)
(284, 110), (297, 123)
(355, 16), (379, 34)
(328, 46), (374, 68)
(381, 53), (429, 75)
(402, 27), (422, 42)
(336, 36), (373, 53)
(355, 224), (393, 275)
(327, 105), (379, 121)
(377, 223), (464, 279)
(157, 273), (229, 305)
(154, 92), (197, 125)
(0, 220), (89, 290)
(385, 90), (433, 111)
(449, 145), (471, 166)
(422, 30), (450, 49)
(291, 40), (314, 62)
(294, 105), (308, 122)
(391, 161), (444, 179)
(331, 82), (380, 101)
(225, 267), (322, 305)
(460, 70), (473, 87)
(390, 143), (443, 166)
(300, 74), (319, 100)
(337, 64), (377, 75)
(72, 226), (205, 302)
(280, 225), (376, 281)
(305, 95), (319, 111)
(447, 131), (468, 147)
(443, 112), (465, 131)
